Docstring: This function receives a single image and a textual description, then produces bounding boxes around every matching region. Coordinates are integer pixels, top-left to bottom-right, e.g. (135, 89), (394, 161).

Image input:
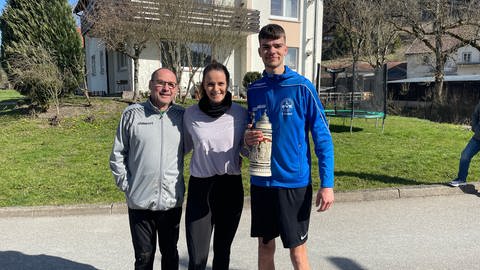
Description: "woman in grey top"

(183, 61), (248, 270)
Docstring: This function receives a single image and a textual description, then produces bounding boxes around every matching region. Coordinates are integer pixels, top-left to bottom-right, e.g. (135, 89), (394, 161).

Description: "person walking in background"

(110, 68), (186, 270)
(183, 61), (248, 270)
(244, 24), (335, 270)
(449, 102), (480, 187)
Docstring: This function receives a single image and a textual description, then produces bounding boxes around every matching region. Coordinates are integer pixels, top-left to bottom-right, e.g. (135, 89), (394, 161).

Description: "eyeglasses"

(152, 80), (177, 88)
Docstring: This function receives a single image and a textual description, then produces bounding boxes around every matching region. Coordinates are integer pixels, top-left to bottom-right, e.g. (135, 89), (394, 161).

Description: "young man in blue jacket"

(245, 24), (334, 270)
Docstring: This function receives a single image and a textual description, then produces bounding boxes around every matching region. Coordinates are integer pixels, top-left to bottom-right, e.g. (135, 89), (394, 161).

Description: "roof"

(322, 61), (374, 72)
(388, 74), (480, 83)
(387, 62), (407, 81)
(405, 36), (460, 55)
(405, 26), (480, 55)
(321, 61), (407, 80)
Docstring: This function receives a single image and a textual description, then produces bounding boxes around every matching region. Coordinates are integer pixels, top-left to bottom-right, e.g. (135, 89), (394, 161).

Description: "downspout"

(302, 0), (308, 75)
(311, 0), (318, 80)
(105, 48), (110, 94)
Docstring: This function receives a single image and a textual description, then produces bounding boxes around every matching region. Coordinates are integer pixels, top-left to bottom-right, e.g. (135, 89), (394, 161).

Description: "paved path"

(1, 191), (480, 269)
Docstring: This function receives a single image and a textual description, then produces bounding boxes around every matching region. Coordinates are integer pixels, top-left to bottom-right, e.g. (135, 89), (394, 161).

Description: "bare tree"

(81, 0), (258, 102)
(361, 1), (399, 69)
(359, 0), (399, 111)
(83, 0), (154, 101)
(324, 0), (379, 93)
(7, 44), (63, 116)
(388, 0), (480, 103)
(154, 0), (254, 102)
(325, 0), (401, 65)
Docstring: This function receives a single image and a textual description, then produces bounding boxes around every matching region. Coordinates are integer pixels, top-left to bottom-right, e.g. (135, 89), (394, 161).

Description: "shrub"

(242, 71), (262, 89)
(7, 45), (63, 113)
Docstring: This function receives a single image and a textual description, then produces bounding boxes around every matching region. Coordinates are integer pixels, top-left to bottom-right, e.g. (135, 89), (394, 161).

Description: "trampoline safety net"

(319, 65), (387, 131)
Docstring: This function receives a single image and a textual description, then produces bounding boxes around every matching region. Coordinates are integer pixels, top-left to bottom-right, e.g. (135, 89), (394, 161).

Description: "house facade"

(388, 37), (480, 123)
(454, 45), (480, 75)
(395, 38), (480, 82)
(74, 0), (324, 97)
(388, 37), (480, 101)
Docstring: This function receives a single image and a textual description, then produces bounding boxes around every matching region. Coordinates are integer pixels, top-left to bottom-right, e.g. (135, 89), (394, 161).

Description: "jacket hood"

(262, 66), (297, 82)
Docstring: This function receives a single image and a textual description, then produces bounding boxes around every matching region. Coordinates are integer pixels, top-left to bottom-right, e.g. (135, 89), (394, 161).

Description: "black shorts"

(250, 184), (312, 248)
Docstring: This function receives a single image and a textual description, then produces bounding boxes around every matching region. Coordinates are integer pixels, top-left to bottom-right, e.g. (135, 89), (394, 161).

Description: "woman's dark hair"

(200, 60), (230, 97)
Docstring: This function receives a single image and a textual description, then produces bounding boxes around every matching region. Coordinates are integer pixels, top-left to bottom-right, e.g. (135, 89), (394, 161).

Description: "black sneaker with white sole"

(448, 179), (467, 187)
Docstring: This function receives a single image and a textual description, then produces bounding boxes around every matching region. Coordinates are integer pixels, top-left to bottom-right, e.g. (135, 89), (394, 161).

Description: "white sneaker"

(448, 179), (467, 187)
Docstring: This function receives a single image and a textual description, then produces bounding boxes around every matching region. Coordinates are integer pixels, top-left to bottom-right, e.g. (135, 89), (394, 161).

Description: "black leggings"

(185, 174), (244, 270)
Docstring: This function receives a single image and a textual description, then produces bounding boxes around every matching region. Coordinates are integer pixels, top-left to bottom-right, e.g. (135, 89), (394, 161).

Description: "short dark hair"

(200, 60), (230, 96)
(258, 24), (286, 41)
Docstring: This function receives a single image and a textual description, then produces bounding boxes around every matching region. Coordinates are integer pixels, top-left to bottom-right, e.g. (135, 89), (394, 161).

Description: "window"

(285, 47), (298, 70)
(184, 43), (212, 67)
(161, 42), (212, 68)
(271, 0), (298, 19)
(99, 51), (105, 75)
(117, 53), (128, 71)
(91, 55), (96, 76)
(463, 52), (472, 63)
(422, 55), (430, 65)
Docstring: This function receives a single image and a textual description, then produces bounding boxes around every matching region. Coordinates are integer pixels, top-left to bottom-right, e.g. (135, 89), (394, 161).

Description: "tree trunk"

(433, 3), (445, 104)
(132, 50), (140, 102)
(182, 73), (194, 104)
(434, 74), (444, 103)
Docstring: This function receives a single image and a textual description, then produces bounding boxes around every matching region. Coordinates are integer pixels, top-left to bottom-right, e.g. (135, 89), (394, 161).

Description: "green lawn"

(0, 89), (24, 112)
(0, 89), (23, 99)
(0, 90), (474, 207)
(327, 116), (472, 190)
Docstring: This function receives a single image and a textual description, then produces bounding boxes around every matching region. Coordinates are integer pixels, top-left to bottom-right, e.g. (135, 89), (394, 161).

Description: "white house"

(391, 36), (480, 84)
(454, 44), (480, 75)
(387, 34), (480, 115)
(74, 0), (323, 97)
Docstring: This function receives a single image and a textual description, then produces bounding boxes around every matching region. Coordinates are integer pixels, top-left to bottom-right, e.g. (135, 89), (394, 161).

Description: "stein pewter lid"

(255, 111), (271, 130)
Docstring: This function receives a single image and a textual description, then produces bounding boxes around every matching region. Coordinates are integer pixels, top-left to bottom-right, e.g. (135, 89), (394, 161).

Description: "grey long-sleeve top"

(110, 100), (186, 210)
(183, 103), (248, 178)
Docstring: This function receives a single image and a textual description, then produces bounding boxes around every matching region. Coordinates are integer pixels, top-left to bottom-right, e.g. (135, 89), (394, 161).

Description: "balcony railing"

(457, 61), (480, 65)
(78, 0), (260, 36)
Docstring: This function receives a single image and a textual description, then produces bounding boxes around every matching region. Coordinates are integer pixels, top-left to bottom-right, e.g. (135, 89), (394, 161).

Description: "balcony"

(457, 61), (480, 65)
(75, 0), (260, 36)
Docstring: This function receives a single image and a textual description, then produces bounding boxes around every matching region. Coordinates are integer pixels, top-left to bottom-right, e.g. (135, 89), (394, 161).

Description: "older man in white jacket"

(110, 68), (187, 270)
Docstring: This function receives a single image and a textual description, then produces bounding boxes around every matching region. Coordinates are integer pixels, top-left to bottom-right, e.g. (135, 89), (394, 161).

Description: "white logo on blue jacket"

(281, 98), (294, 116)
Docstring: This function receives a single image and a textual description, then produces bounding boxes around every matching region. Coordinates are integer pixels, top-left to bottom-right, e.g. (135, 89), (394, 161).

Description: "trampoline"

(320, 64), (388, 133)
(325, 109), (384, 119)
(325, 109), (385, 131)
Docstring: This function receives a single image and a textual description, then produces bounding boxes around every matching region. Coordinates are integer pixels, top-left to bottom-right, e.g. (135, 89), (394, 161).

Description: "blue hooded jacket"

(247, 66), (334, 188)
